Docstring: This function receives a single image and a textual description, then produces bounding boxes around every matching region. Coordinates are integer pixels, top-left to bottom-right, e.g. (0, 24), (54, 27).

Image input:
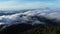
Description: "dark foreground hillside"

(20, 25), (60, 34)
(0, 23), (60, 34)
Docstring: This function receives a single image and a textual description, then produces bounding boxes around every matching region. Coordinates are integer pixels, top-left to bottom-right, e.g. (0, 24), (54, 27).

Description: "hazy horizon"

(0, 0), (60, 10)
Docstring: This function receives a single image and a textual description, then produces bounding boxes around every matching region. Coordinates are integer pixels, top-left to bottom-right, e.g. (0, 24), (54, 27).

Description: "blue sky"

(0, 0), (60, 10)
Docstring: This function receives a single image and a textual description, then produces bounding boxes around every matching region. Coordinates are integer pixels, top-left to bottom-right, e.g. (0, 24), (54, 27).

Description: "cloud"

(0, 9), (44, 26)
(0, 8), (60, 29)
(46, 12), (60, 22)
(0, 9), (59, 25)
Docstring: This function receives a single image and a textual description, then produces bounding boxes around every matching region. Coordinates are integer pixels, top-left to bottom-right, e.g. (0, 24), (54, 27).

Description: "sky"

(0, 0), (60, 10)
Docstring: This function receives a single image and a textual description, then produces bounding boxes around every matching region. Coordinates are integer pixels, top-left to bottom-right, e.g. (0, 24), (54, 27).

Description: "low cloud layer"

(0, 9), (60, 27)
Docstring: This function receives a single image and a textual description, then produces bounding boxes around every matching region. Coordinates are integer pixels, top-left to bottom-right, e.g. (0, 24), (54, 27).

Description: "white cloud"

(46, 12), (60, 21)
(0, 9), (60, 28)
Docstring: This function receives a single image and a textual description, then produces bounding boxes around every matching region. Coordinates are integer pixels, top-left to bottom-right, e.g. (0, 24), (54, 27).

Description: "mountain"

(0, 23), (60, 34)
(0, 23), (34, 34)
(20, 25), (60, 34)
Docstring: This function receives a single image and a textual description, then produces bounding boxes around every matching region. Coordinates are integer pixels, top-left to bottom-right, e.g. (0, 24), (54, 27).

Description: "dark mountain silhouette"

(0, 23), (58, 34)
(0, 23), (45, 34)
(0, 23), (34, 34)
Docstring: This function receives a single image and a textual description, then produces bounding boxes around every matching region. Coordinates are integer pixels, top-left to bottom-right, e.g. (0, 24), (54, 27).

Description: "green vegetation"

(20, 25), (60, 34)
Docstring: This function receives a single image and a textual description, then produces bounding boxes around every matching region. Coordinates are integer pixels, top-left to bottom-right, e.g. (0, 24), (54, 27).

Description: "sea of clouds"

(0, 9), (60, 28)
